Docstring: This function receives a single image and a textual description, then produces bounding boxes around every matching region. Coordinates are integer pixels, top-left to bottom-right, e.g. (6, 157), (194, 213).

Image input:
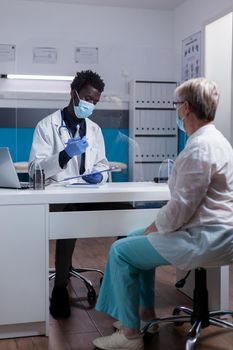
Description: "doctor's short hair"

(175, 77), (220, 121)
(71, 70), (105, 93)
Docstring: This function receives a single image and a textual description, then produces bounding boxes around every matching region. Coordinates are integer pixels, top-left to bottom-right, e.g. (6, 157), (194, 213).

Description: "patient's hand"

(144, 222), (157, 235)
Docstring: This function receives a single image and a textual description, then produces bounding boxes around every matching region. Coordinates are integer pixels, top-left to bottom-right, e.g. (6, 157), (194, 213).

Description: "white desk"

(0, 182), (229, 339)
(0, 182), (169, 339)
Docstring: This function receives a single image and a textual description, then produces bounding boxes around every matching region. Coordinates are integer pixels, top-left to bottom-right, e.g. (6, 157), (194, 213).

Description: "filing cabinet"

(129, 80), (178, 181)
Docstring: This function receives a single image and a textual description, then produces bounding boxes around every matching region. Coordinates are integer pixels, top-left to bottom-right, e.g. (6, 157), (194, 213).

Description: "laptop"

(0, 147), (30, 189)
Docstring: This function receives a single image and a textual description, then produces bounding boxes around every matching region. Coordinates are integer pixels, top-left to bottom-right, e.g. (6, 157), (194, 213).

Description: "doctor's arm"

(29, 123), (66, 179)
(82, 127), (109, 183)
(59, 136), (88, 168)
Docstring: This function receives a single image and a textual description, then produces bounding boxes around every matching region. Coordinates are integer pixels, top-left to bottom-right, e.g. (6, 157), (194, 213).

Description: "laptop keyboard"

(20, 182), (31, 189)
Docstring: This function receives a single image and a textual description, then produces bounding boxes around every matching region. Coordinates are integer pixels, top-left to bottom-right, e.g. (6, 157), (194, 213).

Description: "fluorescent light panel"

(6, 74), (73, 81)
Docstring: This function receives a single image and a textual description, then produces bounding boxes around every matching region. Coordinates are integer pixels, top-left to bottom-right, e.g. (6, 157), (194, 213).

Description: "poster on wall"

(0, 44), (16, 62)
(33, 47), (57, 64)
(75, 47), (98, 64)
(182, 31), (201, 81)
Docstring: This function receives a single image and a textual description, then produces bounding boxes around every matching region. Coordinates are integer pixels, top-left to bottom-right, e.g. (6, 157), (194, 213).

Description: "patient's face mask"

(73, 91), (95, 119)
(176, 103), (186, 132)
(176, 112), (186, 132)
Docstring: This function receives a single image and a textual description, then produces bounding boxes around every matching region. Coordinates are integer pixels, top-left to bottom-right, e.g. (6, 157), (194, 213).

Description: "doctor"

(29, 70), (108, 319)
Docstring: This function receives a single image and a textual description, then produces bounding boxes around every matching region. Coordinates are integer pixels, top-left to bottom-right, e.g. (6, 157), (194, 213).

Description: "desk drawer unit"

(49, 208), (159, 239)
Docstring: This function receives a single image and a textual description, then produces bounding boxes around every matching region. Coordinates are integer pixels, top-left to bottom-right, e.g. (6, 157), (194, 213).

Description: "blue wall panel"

(178, 129), (187, 153)
(0, 104), (183, 182)
(16, 128), (34, 162)
(0, 127), (129, 181)
(0, 128), (17, 161)
(102, 128), (129, 182)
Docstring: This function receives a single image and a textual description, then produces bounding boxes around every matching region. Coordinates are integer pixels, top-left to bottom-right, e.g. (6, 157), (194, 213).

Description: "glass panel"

(157, 159), (174, 183)
(0, 28), (178, 186)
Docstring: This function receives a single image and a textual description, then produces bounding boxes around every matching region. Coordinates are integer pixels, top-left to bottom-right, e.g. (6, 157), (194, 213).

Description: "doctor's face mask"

(73, 90), (95, 119)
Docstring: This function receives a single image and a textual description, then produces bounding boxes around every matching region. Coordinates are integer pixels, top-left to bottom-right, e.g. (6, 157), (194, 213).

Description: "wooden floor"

(0, 237), (233, 350)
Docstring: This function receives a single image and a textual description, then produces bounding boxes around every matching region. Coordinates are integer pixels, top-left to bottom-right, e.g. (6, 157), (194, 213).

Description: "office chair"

(142, 267), (233, 350)
(49, 266), (104, 305)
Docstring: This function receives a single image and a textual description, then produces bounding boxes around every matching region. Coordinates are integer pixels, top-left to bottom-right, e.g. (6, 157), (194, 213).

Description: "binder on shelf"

(145, 110), (151, 134)
(151, 83), (158, 107)
(166, 137), (177, 160)
(135, 110), (140, 134)
(140, 82), (147, 106)
(150, 83), (156, 105)
(161, 84), (167, 107)
(145, 83), (151, 105)
(157, 110), (163, 135)
(166, 83), (176, 108)
(170, 110), (177, 134)
(157, 110), (164, 135)
(135, 82), (141, 105)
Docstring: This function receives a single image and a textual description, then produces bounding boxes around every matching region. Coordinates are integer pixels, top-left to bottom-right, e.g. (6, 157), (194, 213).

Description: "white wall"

(174, 0), (233, 80)
(205, 13), (233, 143)
(173, 0), (233, 143)
(0, 0), (175, 106)
(2, 0), (233, 110)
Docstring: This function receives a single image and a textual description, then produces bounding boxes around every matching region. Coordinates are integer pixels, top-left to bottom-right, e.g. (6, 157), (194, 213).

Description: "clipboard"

(61, 166), (119, 182)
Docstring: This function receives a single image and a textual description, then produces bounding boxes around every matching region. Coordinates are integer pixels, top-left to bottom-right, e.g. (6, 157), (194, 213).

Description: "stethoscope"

(58, 109), (73, 139)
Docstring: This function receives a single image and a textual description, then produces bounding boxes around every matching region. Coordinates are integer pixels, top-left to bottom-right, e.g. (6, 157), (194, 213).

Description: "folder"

(151, 83), (159, 107)
(135, 82), (141, 105)
(135, 110), (140, 134)
(145, 82), (151, 105)
(140, 83), (147, 106)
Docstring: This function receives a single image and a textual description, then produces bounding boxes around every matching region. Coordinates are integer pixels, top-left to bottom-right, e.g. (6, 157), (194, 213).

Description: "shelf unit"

(129, 80), (177, 181)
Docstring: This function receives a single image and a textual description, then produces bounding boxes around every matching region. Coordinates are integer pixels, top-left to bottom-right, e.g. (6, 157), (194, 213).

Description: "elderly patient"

(92, 77), (233, 350)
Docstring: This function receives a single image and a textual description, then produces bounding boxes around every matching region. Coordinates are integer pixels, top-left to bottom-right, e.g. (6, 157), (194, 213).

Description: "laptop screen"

(0, 147), (23, 188)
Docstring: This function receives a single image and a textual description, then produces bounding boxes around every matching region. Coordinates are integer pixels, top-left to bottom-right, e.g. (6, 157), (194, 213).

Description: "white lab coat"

(148, 124), (233, 270)
(29, 109), (109, 183)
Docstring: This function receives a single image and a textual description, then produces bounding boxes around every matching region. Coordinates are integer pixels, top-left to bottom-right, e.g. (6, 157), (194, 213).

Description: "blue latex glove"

(82, 172), (103, 184)
(64, 136), (88, 158)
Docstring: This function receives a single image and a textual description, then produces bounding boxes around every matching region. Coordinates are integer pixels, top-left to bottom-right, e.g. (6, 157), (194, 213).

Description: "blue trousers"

(95, 228), (170, 330)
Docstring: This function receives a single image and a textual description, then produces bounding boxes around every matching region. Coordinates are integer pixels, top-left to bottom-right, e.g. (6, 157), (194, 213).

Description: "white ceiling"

(20, 0), (187, 11)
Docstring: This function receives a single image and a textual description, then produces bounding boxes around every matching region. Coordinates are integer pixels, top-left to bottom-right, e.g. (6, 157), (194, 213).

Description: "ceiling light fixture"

(0, 74), (73, 81)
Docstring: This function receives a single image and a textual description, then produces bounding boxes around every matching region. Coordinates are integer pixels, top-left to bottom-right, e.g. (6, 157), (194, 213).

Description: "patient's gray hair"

(175, 77), (220, 121)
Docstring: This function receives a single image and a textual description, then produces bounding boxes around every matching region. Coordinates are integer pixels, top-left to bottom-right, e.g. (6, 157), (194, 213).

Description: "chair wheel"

(87, 290), (97, 306)
(143, 332), (154, 344)
(172, 308), (184, 326)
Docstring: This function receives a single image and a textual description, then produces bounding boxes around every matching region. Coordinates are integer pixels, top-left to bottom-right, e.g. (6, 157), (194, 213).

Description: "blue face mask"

(73, 92), (95, 119)
(176, 112), (186, 132)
